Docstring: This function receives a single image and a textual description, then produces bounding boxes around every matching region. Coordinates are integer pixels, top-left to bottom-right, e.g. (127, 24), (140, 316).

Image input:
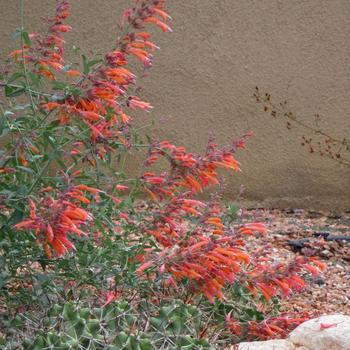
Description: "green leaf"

(52, 81), (69, 91)
(28, 72), (41, 87)
(70, 87), (82, 96)
(21, 31), (31, 46)
(8, 208), (24, 226)
(47, 120), (60, 129)
(13, 103), (31, 111)
(16, 166), (34, 173)
(7, 72), (24, 84)
(72, 45), (81, 54)
(0, 114), (6, 136)
(82, 55), (102, 74)
(5, 84), (25, 97)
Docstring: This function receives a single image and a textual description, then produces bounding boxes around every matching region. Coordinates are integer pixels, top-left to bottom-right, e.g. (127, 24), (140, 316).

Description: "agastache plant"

(0, 1), (326, 347)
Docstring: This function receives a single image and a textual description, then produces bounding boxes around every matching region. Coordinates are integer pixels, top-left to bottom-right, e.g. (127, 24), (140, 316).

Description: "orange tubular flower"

(105, 50), (127, 66)
(309, 257), (327, 270)
(128, 96), (153, 111)
(238, 222), (267, 235)
(127, 47), (153, 66)
(185, 175), (202, 193)
(47, 61), (64, 71)
(115, 184), (128, 191)
(17, 149), (28, 167)
(50, 24), (72, 33)
(227, 313), (311, 341)
(144, 17), (173, 33)
(15, 185), (97, 257)
(79, 111), (103, 122)
(130, 40), (160, 51)
(144, 187), (158, 202)
(42, 102), (60, 111)
(9, 49), (27, 60)
(206, 217), (224, 229)
(104, 67), (135, 85)
(135, 32), (152, 40)
(152, 8), (172, 21)
(66, 69), (81, 77)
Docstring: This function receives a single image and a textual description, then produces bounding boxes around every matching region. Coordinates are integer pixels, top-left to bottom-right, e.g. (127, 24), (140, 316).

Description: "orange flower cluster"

(139, 217), (323, 303)
(138, 206), (270, 302)
(142, 139), (245, 201)
(136, 137), (326, 302)
(10, 1), (72, 80)
(121, 0), (172, 35)
(226, 312), (311, 341)
(167, 238), (253, 302)
(36, 0), (172, 161)
(9, 1), (172, 164)
(15, 184), (98, 257)
(244, 255), (325, 301)
(135, 139), (259, 300)
(11, 0), (173, 257)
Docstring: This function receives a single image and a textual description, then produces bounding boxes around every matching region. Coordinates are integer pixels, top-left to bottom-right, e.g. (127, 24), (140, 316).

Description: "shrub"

(0, 1), (324, 348)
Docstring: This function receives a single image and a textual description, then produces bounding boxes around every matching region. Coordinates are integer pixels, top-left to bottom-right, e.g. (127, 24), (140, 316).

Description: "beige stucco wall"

(1, 0), (349, 210)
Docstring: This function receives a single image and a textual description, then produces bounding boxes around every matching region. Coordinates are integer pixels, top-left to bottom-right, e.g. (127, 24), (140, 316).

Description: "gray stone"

(289, 314), (350, 350)
(238, 339), (295, 350)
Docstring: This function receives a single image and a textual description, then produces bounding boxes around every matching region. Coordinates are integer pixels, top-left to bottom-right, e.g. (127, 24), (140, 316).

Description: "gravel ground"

(243, 208), (350, 316)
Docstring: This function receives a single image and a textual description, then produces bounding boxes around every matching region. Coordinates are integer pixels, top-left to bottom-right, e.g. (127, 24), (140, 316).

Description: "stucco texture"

(0, 0), (349, 210)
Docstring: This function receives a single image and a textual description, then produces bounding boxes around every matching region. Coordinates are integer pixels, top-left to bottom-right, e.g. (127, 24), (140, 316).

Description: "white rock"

(289, 314), (350, 350)
(238, 339), (295, 350)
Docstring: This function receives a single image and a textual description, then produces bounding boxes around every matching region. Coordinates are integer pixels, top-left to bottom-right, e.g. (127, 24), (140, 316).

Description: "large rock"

(233, 314), (350, 350)
(289, 314), (350, 350)
(238, 339), (295, 350)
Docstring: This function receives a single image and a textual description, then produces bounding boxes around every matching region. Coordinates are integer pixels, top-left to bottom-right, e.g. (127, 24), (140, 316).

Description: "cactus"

(11, 300), (213, 350)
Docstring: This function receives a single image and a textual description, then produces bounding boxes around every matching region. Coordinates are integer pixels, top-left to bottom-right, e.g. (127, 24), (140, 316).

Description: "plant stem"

(19, 0), (36, 113)
(0, 82), (51, 97)
(27, 158), (53, 195)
